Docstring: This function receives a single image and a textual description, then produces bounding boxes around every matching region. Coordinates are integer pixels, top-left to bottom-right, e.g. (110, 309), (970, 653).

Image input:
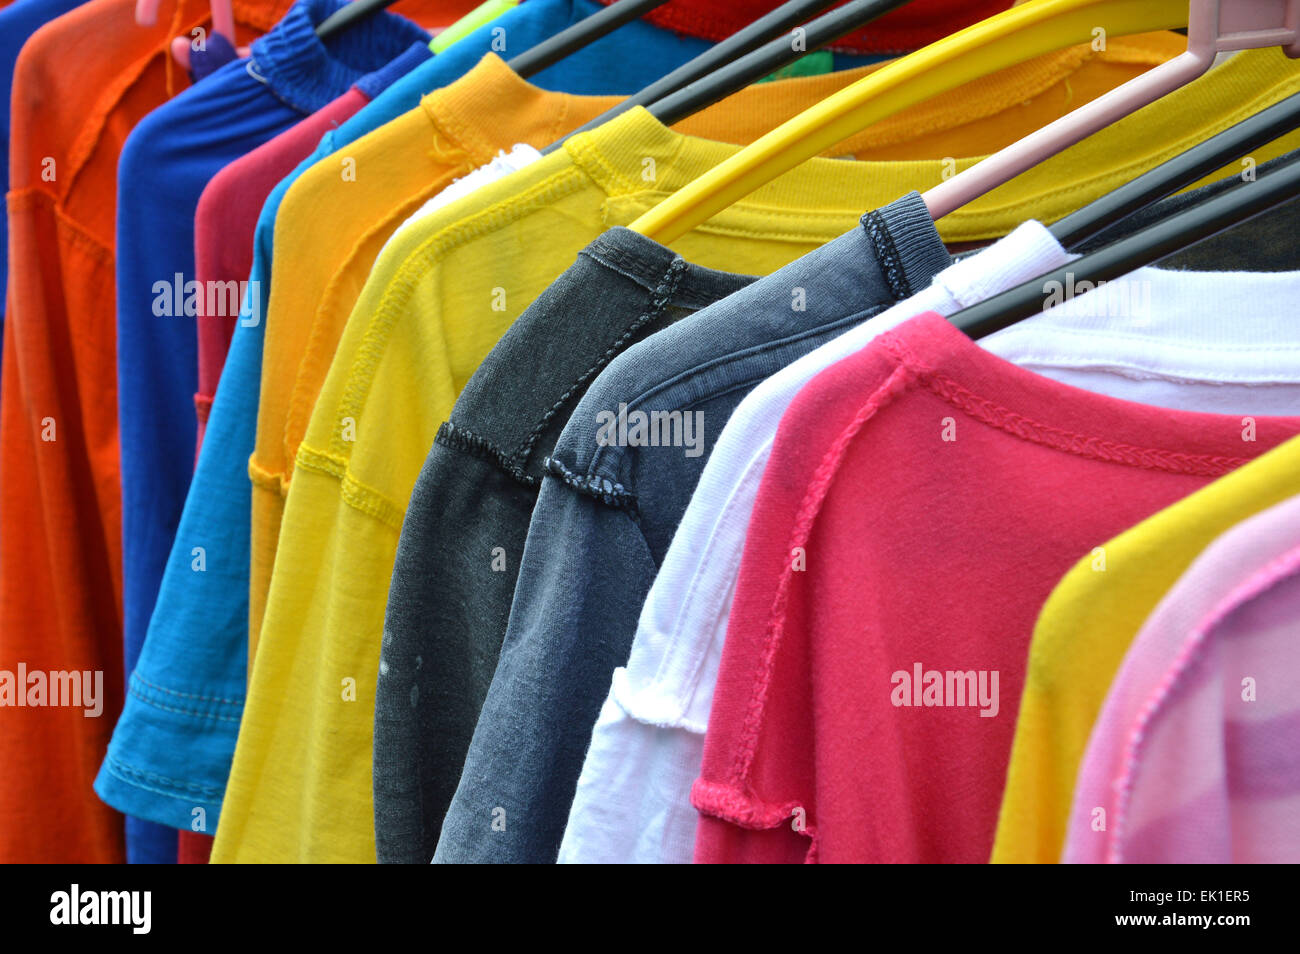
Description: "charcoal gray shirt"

(431, 191), (951, 863)
(374, 226), (754, 863)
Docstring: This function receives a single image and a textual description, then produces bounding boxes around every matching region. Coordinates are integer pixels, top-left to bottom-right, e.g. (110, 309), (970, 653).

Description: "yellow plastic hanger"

(629, 0), (1192, 244)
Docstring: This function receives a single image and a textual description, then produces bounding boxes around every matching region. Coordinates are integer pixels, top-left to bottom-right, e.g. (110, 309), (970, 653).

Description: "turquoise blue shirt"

(102, 0), (429, 862)
(98, 0), (721, 841)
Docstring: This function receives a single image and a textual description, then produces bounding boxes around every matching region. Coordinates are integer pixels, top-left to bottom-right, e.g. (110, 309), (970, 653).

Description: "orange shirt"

(0, 0), (471, 864)
(0, 0), (297, 866)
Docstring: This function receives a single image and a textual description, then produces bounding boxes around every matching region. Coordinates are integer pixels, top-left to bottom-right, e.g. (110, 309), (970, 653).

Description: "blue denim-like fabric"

(433, 193), (951, 863)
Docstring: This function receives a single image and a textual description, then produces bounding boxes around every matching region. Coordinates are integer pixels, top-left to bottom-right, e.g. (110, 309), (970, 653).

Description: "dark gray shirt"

(374, 226), (753, 863)
(431, 191), (951, 863)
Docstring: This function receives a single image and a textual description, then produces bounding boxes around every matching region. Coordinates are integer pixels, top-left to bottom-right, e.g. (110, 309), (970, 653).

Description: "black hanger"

(316, 0), (394, 40)
(948, 150), (1300, 341)
(644, 0), (910, 128)
(508, 0), (673, 78)
(1052, 90), (1300, 249)
(540, 0), (849, 156)
(317, 0), (671, 48)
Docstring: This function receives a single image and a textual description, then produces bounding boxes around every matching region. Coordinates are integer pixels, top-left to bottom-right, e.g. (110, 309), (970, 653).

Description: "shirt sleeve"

(433, 469), (657, 863)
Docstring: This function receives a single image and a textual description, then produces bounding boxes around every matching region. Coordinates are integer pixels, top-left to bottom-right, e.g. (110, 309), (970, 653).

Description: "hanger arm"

(949, 150), (1300, 341)
(628, 0), (1191, 245)
(1052, 89), (1300, 248)
(507, 0), (672, 79)
(135, 0), (161, 26)
(923, 0), (1300, 220)
(542, 0), (848, 157)
(317, 0), (395, 40)
(648, 0), (911, 128)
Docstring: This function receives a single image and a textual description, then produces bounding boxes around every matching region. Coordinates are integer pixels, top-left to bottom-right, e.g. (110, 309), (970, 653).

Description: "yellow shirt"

(250, 53), (635, 661)
(246, 39), (1186, 661)
(217, 41), (1300, 863)
(993, 434), (1300, 864)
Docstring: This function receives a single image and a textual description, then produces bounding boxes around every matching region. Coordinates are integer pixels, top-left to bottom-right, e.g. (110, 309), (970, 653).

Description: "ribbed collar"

(354, 40), (433, 101)
(250, 0), (430, 115)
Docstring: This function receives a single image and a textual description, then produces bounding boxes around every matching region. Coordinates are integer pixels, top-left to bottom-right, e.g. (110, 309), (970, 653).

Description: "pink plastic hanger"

(922, 0), (1300, 220)
(136, 0), (249, 71)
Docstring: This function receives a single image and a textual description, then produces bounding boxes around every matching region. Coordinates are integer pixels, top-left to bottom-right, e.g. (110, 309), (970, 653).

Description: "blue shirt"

(98, 0), (720, 847)
(109, 0), (429, 864)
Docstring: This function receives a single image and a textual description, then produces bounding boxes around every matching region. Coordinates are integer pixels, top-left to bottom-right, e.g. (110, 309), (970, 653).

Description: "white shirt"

(557, 219), (1300, 863)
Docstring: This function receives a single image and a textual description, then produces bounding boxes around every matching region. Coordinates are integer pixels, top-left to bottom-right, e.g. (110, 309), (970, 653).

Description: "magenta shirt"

(694, 312), (1300, 863)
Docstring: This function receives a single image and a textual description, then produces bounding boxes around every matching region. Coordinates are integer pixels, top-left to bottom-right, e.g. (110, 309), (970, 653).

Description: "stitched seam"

(513, 259), (688, 466)
(247, 456), (287, 495)
(295, 443), (407, 530)
(282, 180), (451, 468)
(327, 167), (588, 460)
(587, 312), (888, 490)
(52, 204), (115, 264)
(423, 89), (492, 166)
(131, 671), (243, 707)
(827, 41), (1172, 153)
(605, 191), (864, 227)
(437, 421), (537, 487)
(8, 192), (114, 266)
(861, 208), (912, 301)
(567, 132), (637, 196)
(880, 333), (1254, 477)
(1110, 543), (1300, 863)
(59, 22), (182, 205)
(580, 238), (674, 279)
(103, 754), (224, 799)
(587, 304), (885, 477)
(832, 43), (1114, 150)
(579, 243), (728, 308)
(731, 360), (919, 783)
(542, 456), (639, 516)
(691, 777), (815, 832)
(127, 685), (243, 724)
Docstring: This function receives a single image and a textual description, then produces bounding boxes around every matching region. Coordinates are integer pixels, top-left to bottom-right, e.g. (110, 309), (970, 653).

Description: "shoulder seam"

(542, 455), (640, 517)
(437, 420), (538, 488)
(513, 258), (689, 467)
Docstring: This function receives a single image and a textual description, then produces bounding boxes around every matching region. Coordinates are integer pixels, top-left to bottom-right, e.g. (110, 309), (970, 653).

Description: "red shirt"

(692, 312), (1300, 863)
(193, 87), (370, 451)
(613, 0), (1012, 53)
